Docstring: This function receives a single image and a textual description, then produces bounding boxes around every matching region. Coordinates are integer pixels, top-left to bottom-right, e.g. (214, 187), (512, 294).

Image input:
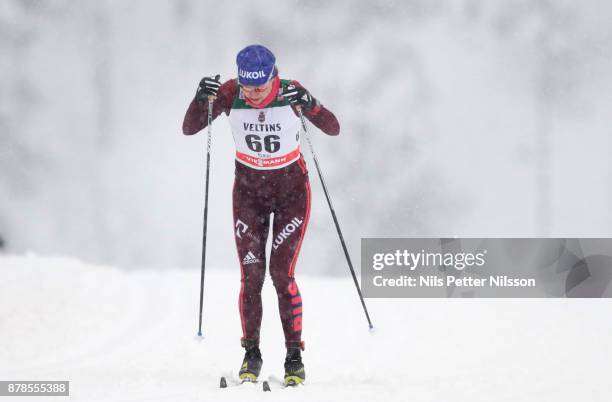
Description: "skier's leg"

(233, 180), (270, 345)
(269, 177), (310, 385)
(269, 178), (311, 345)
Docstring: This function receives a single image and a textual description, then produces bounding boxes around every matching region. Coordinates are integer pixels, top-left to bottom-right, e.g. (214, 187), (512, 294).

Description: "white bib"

(228, 103), (301, 170)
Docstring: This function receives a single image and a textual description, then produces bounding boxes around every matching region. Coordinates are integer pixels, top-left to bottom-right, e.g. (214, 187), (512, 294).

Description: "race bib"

(228, 98), (301, 170)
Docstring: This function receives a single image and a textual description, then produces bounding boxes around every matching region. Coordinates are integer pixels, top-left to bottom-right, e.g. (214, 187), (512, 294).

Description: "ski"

(219, 374), (303, 391)
(219, 376), (271, 392)
(267, 374), (304, 389)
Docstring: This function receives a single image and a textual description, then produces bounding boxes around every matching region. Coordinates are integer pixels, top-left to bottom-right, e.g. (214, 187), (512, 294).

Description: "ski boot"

(239, 339), (262, 383)
(284, 341), (305, 386)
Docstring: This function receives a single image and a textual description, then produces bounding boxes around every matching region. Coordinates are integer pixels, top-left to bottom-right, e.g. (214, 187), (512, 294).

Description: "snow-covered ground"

(1, 255), (611, 401)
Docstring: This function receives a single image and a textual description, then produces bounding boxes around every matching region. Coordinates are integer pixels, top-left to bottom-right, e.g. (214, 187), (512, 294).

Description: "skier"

(182, 44), (340, 386)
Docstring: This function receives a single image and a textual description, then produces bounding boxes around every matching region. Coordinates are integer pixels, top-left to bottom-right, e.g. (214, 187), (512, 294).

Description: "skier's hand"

(196, 74), (221, 101)
(280, 84), (318, 110)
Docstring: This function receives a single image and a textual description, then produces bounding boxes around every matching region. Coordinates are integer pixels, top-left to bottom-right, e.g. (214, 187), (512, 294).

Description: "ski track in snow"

(2, 255), (612, 402)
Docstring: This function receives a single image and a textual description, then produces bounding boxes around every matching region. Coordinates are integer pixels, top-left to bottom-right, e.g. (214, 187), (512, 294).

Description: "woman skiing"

(182, 44), (340, 385)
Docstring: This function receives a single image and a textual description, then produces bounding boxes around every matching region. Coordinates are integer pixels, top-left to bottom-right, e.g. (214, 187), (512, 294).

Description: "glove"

(196, 74), (221, 101)
(280, 84), (318, 110)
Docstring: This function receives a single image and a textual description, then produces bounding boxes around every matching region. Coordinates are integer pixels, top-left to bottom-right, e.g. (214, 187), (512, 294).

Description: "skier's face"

(241, 81), (273, 104)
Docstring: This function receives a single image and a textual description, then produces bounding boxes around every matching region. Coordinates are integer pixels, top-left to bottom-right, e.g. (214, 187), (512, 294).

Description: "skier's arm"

(302, 103), (340, 136)
(288, 81), (340, 136)
(182, 79), (237, 135)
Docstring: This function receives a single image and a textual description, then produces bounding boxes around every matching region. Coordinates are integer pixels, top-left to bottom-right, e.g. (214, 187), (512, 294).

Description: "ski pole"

(197, 87), (217, 338)
(297, 107), (374, 330)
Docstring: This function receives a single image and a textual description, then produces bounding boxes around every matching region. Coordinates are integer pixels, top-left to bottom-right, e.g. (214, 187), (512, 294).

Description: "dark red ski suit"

(183, 78), (339, 348)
